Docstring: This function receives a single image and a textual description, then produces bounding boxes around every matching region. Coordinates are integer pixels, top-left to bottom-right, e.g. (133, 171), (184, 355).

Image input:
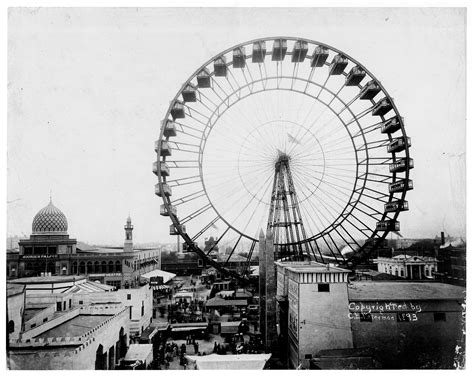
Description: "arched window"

(72, 262), (78, 274)
(115, 260), (122, 273)
(108, 261), (114, 273)
(79, 261), (86, 274)
(87, 261), (92, 274)
(94, 261), (100, 273)
(101, 261), (107, 273)
(8, 320), (14, 334)
(95, 344), (106, 370)
(400, 269), (404, 277)
(389, 266), (392, 275)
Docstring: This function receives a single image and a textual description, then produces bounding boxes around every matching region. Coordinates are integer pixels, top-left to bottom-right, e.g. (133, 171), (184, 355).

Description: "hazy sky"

(7, 7), (466, 245)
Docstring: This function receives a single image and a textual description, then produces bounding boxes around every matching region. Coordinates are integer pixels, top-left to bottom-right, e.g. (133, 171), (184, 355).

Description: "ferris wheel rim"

(155, 36), (413, 277)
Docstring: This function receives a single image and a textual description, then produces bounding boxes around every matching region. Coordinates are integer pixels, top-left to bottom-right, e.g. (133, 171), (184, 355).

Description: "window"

(69, 299), (72, 309)
(127, 294), (131, 300)
(434, 312), (446, 322)
(79, 300), (84, 305)
(43, 317), (48, 323)
(57, 302), (62, 312)
(141, 301), (145, 316)
(8, 320), (14, 334)
(198, 259), (203, 267)
(318, 284), (330, 292)
(360, 313), (372, 322)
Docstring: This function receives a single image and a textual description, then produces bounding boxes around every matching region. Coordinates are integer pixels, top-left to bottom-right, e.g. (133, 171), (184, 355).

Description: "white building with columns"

(374, 255), (438, 279)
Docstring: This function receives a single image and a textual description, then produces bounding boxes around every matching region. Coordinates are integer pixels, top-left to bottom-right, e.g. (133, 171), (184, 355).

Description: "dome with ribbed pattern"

(32, 200), (68, 234)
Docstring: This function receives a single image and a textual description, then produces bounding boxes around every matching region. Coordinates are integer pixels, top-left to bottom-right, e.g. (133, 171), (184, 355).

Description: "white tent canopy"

(141, 268), (176, 283)
(186, 353), (271, 370)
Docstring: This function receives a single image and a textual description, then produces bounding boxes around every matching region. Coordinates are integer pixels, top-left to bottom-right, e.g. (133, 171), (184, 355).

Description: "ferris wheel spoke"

(169, 140), (201, 154)
(352, 187), (390, 204)
(180, 203), (213, 225)
(166, 175), (201, 188)
(221, 234), (244, 268)
(205, 226), (231, 256)
(356, 139), (390, 151)
(356, 199), (386, 217)
(190, 215), (221, 241)
(167, 160), (200, 169)
(326, 231), (346, 261)
(337, 222), (363, 249)
(170, 189), (206, 207)
(342, 217), (373, 239)
(352, 119), (385, 137)
(351, 203), (387, 223)
(359, 171), (393, 184)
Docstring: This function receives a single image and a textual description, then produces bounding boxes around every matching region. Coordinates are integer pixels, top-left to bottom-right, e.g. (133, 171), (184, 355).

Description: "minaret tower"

(124, 215), (134, 253)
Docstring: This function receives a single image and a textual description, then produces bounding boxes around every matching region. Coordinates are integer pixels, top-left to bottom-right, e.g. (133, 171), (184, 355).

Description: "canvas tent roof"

(186, 353), (271, 370)
(141, 268), (176, 283)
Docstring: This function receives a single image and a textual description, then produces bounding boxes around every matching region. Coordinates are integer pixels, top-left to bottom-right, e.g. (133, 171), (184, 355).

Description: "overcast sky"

(7, 7), (466, 245)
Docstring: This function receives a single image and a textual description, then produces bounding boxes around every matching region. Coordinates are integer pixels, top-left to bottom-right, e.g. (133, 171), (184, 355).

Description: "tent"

(141, 269), (176, 284)
(186, 353), (271, 370)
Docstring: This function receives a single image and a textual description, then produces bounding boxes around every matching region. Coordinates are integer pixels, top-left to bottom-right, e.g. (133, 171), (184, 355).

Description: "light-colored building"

(275, 261), (353, 369)
(375, 255), (437, 279)
(73, 283), (153, 336)
(8, 304), (130, 370)
(7, 284), (25, 340)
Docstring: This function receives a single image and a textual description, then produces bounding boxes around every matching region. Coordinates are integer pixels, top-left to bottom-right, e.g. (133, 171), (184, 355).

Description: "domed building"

(7, 199), (161, 289)
(13, 199), (78, 276)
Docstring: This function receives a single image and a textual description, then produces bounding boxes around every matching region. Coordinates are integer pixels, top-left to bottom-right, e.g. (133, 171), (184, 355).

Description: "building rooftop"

(7, 283), (25, 297)
(9, 275), (87, 285)
(348, 281), (465, 301)
(276, 261), (350, 274)
(33, 314), (112, 338)
(205, 297), (248, 307)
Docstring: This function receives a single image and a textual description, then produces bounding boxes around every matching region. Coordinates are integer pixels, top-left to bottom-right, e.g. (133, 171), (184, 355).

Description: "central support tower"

(267, 152), (310, 260)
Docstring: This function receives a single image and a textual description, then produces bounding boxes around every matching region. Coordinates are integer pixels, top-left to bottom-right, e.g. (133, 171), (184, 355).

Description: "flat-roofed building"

(348, 281), (465, 368)
(8, 304), (130, 370)
(275, 261), (353, 369)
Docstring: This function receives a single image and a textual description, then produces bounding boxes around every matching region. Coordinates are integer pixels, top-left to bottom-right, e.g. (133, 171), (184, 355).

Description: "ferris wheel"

(153, 37), (413, 280)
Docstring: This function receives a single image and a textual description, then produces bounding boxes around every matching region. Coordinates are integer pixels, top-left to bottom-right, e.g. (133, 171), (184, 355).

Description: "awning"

(141, 269), (176, 283)
(220, 321), (241, 334)
(216, 290), (235, 298)
(174, 292), (194, 298)
(186, 353), (272, 370)
(171, 327), (206, 332)
(152, 285), (171, 291)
